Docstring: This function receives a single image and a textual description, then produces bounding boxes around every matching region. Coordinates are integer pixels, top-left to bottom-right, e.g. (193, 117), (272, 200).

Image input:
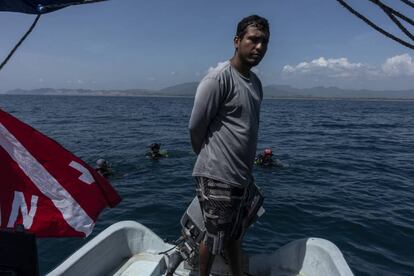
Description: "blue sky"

(0, 0), (413, 92)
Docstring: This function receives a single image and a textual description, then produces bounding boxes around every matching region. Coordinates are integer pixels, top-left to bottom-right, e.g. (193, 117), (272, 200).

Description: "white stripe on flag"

(0, 123), (94, 236)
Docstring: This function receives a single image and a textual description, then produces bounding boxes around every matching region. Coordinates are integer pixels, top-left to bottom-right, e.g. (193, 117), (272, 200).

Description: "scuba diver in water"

(95, 159), (113, 178)
(255, 148), (285, 168)
(146, 143), (168, 160)
(255, 148), (274, 167)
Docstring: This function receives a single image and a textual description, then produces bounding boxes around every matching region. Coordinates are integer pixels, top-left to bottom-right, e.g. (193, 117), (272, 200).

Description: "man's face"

(234, 25), (269, 67)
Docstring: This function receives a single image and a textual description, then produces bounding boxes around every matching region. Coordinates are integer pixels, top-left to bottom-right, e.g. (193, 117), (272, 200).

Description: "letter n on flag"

(0, 109), (121, 237)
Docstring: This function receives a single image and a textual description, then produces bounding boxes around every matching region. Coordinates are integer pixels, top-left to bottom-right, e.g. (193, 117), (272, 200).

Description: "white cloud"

(208, 61), (228, 73)
(282, 57), (370, 78)
(381, 54), (414, 76)
(282, 54), (414, 79)
(207, 61), (261, 76)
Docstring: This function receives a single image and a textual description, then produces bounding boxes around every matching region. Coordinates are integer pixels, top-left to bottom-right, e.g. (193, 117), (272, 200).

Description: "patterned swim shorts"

(195, 176), (250, 255)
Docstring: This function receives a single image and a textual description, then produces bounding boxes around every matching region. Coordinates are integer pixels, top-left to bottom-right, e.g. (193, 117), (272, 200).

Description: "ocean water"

(1, 95), (413, 276)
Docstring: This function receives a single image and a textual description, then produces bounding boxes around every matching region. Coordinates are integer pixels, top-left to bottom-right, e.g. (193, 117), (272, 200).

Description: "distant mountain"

(2, 84), (414, 99)
(263, 85), (414, 99)
(2, 88), (152, 97)
(158, 82), (198, 96)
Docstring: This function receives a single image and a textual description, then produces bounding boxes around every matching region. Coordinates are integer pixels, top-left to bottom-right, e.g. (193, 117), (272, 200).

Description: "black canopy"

(0, 0), (107, 14)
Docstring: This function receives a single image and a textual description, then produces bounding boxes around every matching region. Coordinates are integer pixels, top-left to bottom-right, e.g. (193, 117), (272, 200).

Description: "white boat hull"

(47, 221), (353, 276)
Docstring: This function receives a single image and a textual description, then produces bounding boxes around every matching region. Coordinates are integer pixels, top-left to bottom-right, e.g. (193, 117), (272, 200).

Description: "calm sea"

(1, 95), (413, 276)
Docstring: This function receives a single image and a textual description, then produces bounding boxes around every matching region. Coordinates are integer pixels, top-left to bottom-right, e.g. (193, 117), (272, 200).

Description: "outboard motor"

(165, 196), (205, 274)
(166, 183), (264, 275)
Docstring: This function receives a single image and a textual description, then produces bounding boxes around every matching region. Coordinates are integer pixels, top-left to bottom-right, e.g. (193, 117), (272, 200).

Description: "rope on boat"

(158, 244), (179, 255)
(0, 14), (41, 72)
(157, 236), (184, 255)
(400, 0), (414, 9)
(336, 0), (414, 50)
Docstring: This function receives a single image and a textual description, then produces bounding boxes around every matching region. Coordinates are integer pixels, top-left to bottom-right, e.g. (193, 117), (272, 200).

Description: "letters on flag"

(0, 109), (121, 237)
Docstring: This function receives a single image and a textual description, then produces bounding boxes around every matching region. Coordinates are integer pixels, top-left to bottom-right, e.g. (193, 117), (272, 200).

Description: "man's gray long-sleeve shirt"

(189, 61), (263, 188)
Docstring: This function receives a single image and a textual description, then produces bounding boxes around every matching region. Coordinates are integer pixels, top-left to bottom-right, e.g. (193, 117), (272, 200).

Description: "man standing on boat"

(189, 15), (270, 276)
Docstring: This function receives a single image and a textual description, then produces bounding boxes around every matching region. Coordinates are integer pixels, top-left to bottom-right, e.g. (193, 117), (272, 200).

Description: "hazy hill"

(263, 85), (414, 99)
(3, 84), (414, 99)
(158, 82), (198, 96)
(3, 88), (152, 97)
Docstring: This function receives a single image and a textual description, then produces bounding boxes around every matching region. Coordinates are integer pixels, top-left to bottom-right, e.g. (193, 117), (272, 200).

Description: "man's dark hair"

(236, 15), (270, 39)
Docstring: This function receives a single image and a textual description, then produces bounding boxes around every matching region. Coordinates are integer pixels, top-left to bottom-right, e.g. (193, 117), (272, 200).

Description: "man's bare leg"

(199, 241), (215, 276)
(227, 238), (243, 276)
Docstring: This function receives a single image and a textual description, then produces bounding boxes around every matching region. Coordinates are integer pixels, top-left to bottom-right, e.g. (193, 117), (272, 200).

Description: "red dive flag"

(0, 109), (121, 237)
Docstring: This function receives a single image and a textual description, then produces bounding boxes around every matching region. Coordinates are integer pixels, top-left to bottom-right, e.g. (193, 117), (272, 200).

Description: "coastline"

(1, 93), (414, 101)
